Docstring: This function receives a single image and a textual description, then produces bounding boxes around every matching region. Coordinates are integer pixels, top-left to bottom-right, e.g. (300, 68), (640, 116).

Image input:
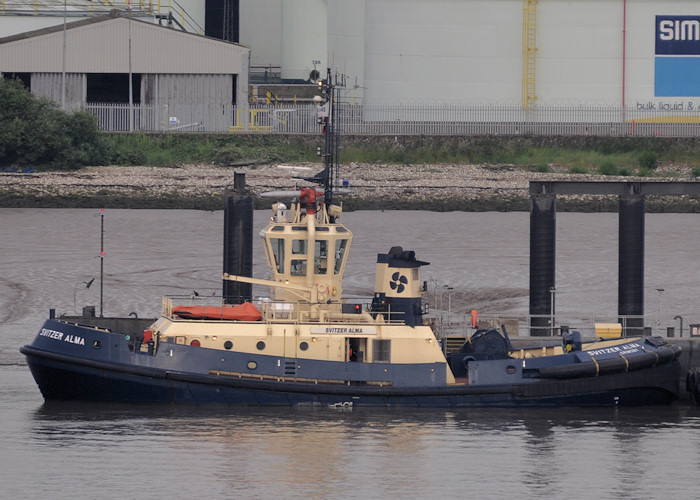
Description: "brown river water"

(1, 209), (699, 498)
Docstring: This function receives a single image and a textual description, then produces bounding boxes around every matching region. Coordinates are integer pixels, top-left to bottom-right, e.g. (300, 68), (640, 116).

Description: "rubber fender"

(644, 336), (667, 348)
(462, 355), (477, 370)
(626, 352), (662, 371)
(596, 356), (632, 375)
(538, 362), (599, 380)
(653, 345), (675, 365)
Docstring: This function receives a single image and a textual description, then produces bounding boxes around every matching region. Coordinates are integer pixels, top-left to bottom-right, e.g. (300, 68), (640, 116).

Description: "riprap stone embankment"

(0, 163), (698, 211)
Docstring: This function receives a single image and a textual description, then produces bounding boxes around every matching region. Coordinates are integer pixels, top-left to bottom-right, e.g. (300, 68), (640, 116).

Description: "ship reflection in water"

(26, 401), (700, 499)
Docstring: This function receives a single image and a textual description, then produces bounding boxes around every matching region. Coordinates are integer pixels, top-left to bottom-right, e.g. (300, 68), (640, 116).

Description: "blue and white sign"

(655, 15), (700, 97)
(656, 16), (700, 55)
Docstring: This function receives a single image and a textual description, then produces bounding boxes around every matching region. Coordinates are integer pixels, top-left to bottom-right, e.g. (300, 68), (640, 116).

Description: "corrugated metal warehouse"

(1, 0), (699, 133)
(0, 10), (249, 131)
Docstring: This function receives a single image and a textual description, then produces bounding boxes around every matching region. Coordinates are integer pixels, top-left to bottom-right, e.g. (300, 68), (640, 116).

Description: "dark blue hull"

(21, 343), (681, 408)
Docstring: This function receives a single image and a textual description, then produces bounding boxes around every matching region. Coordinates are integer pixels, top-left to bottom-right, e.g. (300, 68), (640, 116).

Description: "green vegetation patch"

(0, 78), (110, 169)
(3, 83), (700, 182)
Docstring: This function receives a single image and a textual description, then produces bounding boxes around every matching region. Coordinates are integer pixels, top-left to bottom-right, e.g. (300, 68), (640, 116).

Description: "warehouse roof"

(0, 9), (249, 74)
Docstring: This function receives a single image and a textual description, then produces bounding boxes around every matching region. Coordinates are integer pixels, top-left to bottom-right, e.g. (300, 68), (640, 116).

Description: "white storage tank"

(281, 0), (327, 82)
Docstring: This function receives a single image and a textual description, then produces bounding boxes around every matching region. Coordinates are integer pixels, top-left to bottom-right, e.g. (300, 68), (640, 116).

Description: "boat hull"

(21, 343), (681, 408)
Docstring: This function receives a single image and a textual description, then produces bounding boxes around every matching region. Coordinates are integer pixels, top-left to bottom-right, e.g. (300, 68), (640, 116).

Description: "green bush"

(597, 161), (618, 176)
(568, 165), (588, 174)
(692, 166), (700, 178)
(638, 151), (658, 170)
(59, 111), (111, 167)
(108, 134), (148, 165)
(213, 144), (244, 165)
(0, 78), (107, 169)
(144, 149), (177, 166)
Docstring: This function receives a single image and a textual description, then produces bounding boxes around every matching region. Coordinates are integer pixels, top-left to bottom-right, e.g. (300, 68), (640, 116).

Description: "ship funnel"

(372, 246), (429, 327)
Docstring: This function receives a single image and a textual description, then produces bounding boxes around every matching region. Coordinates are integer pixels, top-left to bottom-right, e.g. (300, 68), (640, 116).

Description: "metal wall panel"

(31, 72), (86, 112)
(156, 74), (235, 131)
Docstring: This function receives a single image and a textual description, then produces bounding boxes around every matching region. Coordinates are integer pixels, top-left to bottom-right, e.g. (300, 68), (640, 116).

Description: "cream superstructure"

(148, 195), (455, 383)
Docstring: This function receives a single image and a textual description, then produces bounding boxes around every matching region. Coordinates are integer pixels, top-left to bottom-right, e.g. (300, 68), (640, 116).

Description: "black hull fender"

(538, 342), (681, 380)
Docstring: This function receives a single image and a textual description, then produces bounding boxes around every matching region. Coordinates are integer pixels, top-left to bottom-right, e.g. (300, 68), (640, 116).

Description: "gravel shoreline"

(1, 163), (699, 211)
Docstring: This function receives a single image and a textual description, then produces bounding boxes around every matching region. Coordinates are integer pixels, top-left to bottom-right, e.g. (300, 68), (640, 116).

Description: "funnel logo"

(390, 272), (408, 293)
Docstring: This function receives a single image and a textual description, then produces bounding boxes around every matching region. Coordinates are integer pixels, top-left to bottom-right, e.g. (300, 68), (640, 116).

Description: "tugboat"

(21, 72), (682, 407)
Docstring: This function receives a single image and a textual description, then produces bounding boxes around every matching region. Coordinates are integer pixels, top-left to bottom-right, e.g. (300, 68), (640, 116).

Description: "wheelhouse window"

(291, 259), (307, 276)
(292, 239), (307, 255)
(270, 238), (285, 273)
(314, 239), (328, 275)
(334, 238), (348, 275)
(289, 239), (308, 276)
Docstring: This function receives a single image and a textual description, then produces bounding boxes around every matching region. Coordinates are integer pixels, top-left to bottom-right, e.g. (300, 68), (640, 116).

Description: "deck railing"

(439, 314), (658, 340)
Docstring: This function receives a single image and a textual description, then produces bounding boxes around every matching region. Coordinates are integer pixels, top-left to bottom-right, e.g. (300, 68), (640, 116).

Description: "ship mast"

(318, 68), (344, 213)
(224, 71), (353, 304)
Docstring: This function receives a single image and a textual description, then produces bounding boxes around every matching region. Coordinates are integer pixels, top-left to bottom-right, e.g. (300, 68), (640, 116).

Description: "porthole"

(299, 341), (309, 351)
(256, 341), (266, 350)
(505, 365), (516, 374)
(224, 340), (233, 350)
(247, 361), (258, 370)
(92, 340), (101, 349)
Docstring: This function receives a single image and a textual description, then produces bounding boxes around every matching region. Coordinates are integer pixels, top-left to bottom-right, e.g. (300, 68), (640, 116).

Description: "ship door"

(347, 338), (366, 362)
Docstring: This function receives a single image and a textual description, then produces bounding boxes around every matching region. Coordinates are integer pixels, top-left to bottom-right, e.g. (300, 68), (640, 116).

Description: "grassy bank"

(103, 133), (700, 177)
(3, 133), (700, 211)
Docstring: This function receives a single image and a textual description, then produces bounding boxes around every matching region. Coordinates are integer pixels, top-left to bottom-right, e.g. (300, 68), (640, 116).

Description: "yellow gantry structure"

(522, 0), (538, 110)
